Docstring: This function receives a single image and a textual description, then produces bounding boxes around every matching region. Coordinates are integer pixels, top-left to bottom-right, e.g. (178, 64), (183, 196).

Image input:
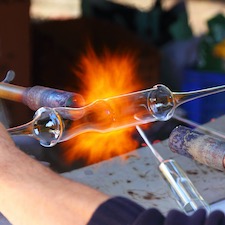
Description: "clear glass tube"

(8, 84), (225, 147)
(159, 159), (210, 215)
(136, 125), (210, 214)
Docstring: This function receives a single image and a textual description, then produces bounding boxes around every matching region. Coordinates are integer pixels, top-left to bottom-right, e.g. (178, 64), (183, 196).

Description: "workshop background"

(1, 0), (225, 172)
(1, 2), (225, 224)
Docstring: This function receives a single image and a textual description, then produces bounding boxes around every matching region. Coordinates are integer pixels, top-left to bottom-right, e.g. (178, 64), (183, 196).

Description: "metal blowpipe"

(7, 81), (225, 147)
(0, 71), (85, 110)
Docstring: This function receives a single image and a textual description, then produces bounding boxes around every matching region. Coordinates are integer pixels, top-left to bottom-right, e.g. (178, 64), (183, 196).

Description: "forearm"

(0, 124), (109, 225)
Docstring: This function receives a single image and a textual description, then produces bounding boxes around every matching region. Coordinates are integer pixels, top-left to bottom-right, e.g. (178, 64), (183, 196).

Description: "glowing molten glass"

(62, 48), (144, 165)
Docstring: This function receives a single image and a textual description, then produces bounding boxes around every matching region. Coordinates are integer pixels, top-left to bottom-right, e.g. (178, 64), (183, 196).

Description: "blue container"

(181, 70), (225, 124)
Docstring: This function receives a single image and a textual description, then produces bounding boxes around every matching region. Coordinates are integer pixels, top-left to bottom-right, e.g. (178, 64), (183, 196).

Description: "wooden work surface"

(63, 115), (225, 215)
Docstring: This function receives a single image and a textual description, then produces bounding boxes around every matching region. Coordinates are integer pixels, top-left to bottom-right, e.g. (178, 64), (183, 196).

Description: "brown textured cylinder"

(169, 125), (225, 171)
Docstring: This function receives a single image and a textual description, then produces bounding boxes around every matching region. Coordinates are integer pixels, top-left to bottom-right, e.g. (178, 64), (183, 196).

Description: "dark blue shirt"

(87, 197), (225, 225)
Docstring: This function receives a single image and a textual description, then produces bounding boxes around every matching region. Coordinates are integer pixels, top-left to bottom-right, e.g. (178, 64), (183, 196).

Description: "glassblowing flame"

(62, 46), (145, 165)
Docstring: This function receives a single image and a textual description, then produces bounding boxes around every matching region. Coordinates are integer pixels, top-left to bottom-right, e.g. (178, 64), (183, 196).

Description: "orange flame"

(62, 46), (144, 165)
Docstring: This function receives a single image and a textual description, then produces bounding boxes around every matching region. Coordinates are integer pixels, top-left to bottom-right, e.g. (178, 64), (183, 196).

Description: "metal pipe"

(0, 82), (85, 110)
(0, 82), (25, 102)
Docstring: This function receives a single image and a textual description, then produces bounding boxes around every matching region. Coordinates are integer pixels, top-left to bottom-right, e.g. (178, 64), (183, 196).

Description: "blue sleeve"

(87, 196), (164, 225)
(87, 196), (225, 225)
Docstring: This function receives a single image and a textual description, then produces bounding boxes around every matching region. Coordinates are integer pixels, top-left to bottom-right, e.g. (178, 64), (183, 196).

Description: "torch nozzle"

(0, 74), (85, 110)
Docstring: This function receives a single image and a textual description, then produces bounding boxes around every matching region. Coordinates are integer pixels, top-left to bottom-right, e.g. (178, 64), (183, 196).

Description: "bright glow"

(61, 46), (144, 165)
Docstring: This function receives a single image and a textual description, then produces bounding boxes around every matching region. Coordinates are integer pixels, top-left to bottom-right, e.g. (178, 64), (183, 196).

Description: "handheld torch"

(0, 70), (85, 110)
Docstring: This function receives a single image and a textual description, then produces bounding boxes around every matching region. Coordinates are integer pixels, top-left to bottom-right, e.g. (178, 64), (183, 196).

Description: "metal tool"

(136, 125), (210, 215)
(0, 70), (85, 110)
